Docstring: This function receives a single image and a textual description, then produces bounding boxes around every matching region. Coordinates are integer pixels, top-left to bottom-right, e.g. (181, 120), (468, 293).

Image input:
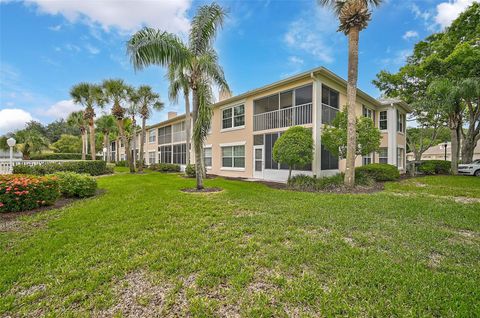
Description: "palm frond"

(197, 49), (230, 93)
(189, 2), (227, 55)
(192, 80), (214, 152)
(127, 28), (190, 71)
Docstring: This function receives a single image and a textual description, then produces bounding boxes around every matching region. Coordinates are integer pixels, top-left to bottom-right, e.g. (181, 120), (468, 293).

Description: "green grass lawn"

(1, 172), (479, 317)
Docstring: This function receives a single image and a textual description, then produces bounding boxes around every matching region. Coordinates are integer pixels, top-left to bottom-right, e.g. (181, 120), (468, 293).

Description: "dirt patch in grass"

(181, 187), (223, 193)
(97, 270), (171, 318)
(428, 252), (443, 268)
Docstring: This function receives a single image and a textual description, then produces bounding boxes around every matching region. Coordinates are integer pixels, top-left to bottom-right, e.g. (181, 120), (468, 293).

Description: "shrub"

(53, 172), (97, 198)
(355, 164), (400, 181)
(185, 164), (196, 178)
(156, 163), (181, 173)
(0, 175), (60, 213)
(30, 153), (102, 160)
(13, 161), (108, 176)
(316, 174), (344, 190)
(418, 160), (451, 175)
(115, 160), (128, 167)
(105, 164), (115, 174)
(288, 174), (358, 191)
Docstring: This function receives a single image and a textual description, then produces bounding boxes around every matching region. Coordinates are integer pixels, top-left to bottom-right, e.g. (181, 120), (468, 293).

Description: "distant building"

(0, 150), (22, 159)
(407, 140), (480, 161)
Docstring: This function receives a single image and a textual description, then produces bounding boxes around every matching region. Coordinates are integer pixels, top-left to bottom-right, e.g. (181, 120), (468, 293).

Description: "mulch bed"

(181, 187), (223, 193)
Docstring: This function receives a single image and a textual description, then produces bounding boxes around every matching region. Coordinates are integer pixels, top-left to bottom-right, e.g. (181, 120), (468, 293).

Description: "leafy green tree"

(273, 126), (313, 181)
(137, 85), (164, 173)
(15, 129), (48, 159)
(458, 78), (480, 163)
(406, 127), (450, 161)
(322, 111), (381, 160)
(319, 0), (383, 187)
(45, 119), (79, 142)
(128, 2), (230, 190)
(70, 83), (105, 160)
(52, 134), (82, 153)
(96, 115), (117, 162)
(67, 111), (88, 160)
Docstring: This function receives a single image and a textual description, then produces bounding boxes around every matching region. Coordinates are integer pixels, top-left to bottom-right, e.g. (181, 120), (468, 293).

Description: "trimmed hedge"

(287, 173), (373, 192)
(0, 175), (60, 213)
(30, 153), (102, 160)
(418, 160), (451, 175)
(13, 161), (109, 176)
(355, 163), (400, 181)
(185, 164), (196, 178)
(115, 160), (128, 167)
(53, 172), (97, 198)
(149, 163), (181, 173)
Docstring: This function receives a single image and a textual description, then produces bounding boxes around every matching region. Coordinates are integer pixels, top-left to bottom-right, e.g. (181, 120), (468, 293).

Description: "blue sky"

(0, 0), (475, 134)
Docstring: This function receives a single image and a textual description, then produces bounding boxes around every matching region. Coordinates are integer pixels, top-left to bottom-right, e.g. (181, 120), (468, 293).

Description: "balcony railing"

(322, 104), (339, 125)
(253, 103), (312, 131)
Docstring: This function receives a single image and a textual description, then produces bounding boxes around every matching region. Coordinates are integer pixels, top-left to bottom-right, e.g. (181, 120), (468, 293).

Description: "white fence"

(0, 159), (79, 174)
(253, 103), (313, 132)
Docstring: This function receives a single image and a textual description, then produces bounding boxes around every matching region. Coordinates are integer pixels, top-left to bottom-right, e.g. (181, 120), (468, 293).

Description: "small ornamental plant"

(0, 175), (60, 213)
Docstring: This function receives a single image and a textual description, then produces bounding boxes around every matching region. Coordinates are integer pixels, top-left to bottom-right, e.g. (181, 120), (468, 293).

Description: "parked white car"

(458, 159), (480, 176)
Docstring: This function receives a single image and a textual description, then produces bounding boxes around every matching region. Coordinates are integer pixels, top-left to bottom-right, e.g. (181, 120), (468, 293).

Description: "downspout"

(311, 71), (321, 178)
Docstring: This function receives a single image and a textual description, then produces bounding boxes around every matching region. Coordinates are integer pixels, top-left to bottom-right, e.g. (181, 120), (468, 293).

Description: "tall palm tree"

(67, 111), (88, 160)
(167, 65), (191, 170)
(319, 0), (382, 187)
(128, 2), (230, 190)
(137, 85), (164, 173)
(70, 83), (105, 160)
(126, 86), (140, 171)
(96, 114), (117, 162)
(102, 79), (134, 172)
(15, 129), (48, 160)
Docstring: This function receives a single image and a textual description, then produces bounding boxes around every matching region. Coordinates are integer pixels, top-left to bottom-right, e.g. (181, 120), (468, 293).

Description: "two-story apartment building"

(112, 66), (411, 182)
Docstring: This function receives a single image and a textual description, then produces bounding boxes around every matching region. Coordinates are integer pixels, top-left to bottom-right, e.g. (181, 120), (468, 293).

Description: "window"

(253, 84), (313, 115)
(222, 105), (245, 129)
(321, 85), (339, 109)
(362, 153), (372, 166)
(111, 141), (116, 152)
(159, 145), (172, 163)
(363, 106), (374, 120)
(173, 143), (186, 164)
(148, 151), (156, 165)
(264, 132), (311, 171)
(148, 130), (156, 143)
(321, 145), (339, 170)
(378, 148), (388, 164)
(204, 147), (212, 167)
(172, 122), (186, 142)
(158, 126), (172, 144)
(397, 147), (404, 168)
(253, 135), (264, 145)
(222, 145), (245, 168)
(379, 111), (388, 130)
(295, 85), (313, 105)
(397, 110), (405, 133)
(120, 154), (125, 161)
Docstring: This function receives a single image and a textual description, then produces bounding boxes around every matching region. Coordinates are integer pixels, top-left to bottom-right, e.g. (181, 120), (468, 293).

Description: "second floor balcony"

(253, 102), (339, 131)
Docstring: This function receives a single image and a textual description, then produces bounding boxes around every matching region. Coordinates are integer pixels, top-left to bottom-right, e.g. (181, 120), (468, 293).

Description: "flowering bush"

(0, 175), (60, 213)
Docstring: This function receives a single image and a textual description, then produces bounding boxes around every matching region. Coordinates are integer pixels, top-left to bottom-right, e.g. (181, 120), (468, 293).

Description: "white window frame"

(221, 104), (245, 132)
(148, 151), (156, 165)
(378, 148), (388, 164)
(379, 111), (388, 131)
(362, 153), (372, 166)
(397, 147), (404, 169)
(362, 106), (374, 119)
(397, 110), (405, 133)
(204, 146), (212, 169)
(148, 129), (156, 143)
(220, 142), (246, 171)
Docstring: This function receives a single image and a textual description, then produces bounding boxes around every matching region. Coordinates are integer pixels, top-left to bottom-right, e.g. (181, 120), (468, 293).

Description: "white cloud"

(288, 56), (304, 65)
(23, 0), (191, 34)
(283, 6), (339, 64)
(48, 24), (62, 31)
(380, 49), (412, 67)
(435, 0), (474, 29)
(410, 4), (431, 22)
(0, 108), (34, 134)
(85, 43), (100, 55)
(44, 99), (83, 119)
(403, 30), (419, 40)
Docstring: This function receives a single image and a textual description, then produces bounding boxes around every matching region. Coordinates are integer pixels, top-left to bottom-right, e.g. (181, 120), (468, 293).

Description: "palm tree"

(70, 83), (105, 161)
(128, 2), (230, 189)
(96, 114), (117, 162)
(102, 79), (134, 172)
(15, 129), (48, 159)
(319, 0), (382, 187)
(167, 65), (191, 171)
(137, 85), (164, 173)
(126, 86), (140, 171)
(67, 111), (88, 160)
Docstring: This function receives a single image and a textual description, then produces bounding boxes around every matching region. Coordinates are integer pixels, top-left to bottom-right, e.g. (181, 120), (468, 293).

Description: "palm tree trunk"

(89, 120), (96, 161)
(344, 26), (359, 188)
(117, 119), (134, 173)
(132, 118), (137, 170)
(81, 129), (86, 160)
(106, 132), (111, 163)
(138, 117), (146, 173)
(184, 89), (191, 167)
(192, 88), (204, 190)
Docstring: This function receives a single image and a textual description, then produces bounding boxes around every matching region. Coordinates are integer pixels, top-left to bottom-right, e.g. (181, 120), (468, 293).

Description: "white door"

(253, 146), (264, 179)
